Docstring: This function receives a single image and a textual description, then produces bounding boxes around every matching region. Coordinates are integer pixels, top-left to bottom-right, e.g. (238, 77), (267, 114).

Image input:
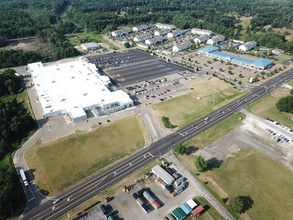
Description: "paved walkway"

(166, 153), (235, 220)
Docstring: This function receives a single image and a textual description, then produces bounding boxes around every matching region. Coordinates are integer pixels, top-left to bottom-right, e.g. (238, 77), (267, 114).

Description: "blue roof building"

(180, 203), (193, 215)
(252, 58), (273, 69)
(232, 56), (254, 65)
(210, 51), (234, 60)
(199, 46), (219, 54)
(198, 46), (273, 70)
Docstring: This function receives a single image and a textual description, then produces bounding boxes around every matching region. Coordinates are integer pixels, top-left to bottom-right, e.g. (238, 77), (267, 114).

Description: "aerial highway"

(23, 69), (293, 220)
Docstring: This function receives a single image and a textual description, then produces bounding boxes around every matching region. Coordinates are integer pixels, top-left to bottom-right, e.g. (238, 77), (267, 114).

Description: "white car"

(53, 198), (61, 205)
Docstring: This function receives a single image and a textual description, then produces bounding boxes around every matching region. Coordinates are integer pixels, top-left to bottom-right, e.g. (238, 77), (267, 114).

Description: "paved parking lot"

(87, 50), (156, 69)
(106, 60), (190, 86)
(124, 72), (198, 105)
(88, 49), (192, 86)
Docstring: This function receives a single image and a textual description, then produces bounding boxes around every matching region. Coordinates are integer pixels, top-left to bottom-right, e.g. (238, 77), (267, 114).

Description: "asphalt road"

(22, 69), (293, 220)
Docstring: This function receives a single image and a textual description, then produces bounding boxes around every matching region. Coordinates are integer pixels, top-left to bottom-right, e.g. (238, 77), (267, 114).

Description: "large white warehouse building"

(28, 59), (133, 122)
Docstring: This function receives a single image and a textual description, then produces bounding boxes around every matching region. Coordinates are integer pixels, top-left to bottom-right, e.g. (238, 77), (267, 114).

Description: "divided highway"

(23, 70), (293, 220)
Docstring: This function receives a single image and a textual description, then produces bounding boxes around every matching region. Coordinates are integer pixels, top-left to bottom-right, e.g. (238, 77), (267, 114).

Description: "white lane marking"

(145, 113), (158, 141)
(28, 197), (35, 202)
(45, 156), (154, 220)
(179, 132), (185, 137)
(148, 152), (154, 157)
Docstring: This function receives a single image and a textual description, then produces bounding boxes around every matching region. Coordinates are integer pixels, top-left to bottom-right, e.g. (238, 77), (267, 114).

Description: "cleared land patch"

(245, 86), (293, 128)
(25, 116), (145, 195)
(152, 77), (246, 128)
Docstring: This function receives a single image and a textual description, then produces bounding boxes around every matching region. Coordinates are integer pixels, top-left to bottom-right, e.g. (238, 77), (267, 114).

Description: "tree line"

(0, 0), (292, 54)
(0, 69), (36, 220)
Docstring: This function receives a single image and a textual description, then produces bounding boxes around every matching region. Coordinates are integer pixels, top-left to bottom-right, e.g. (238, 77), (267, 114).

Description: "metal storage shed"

(191, 205), (204, 216)
(180, 203), (193, 215)
(171, 207), (186, 220)
(152, 165), (175, 185)
(186, 199), (198, 209)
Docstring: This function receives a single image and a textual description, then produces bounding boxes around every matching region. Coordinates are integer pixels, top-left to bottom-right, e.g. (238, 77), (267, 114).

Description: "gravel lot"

(194, 110), (293, 171)
(76, 159), (202, 220)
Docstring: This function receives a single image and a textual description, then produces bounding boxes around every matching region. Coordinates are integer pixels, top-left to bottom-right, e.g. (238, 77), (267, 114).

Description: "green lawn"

(152, 78), (246, 128)
(207, 150), (293, 220)
(185, 112), (246, 149)
(185, 197), (224, 220)
(25, 116), (145, 195)
(66, 32), (119, 49)
(66, 32), (105, 46)
(245, 87), (293, 128)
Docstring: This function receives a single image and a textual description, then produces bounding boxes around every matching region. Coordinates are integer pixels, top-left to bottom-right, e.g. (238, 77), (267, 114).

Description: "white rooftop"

(28, 59), (133, 119)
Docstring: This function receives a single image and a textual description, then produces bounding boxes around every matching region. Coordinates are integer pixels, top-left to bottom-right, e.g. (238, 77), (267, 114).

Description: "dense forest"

(0, 69), (36, 220)
(0, 0), (292, 62)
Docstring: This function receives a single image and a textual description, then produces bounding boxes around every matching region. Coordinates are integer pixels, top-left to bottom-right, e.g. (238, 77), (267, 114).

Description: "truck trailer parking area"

(87, 49), (191, 86)
(76, 160), (203, 220)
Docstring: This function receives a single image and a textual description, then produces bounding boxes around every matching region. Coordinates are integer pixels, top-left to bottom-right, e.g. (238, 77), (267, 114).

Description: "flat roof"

(81, 42), (100, 48)
(28, 59), (132, 118)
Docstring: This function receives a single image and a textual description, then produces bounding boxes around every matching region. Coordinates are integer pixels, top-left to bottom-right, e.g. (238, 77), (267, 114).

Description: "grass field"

(185, 197), (224, 220)
(185, 112), (245, 149)
(25, 116), (145, 196)
(177, 112), (246, 172)
(152, 77), (246, 128)
(245, 87), (293, 128)
(206, 149), (293, 220)
(56, 159), (160, 220)
(178, 148), (293, 220)
(66, 32), (120, 50)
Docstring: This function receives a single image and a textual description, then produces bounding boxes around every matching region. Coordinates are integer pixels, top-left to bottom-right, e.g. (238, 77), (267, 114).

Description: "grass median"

(25, 116), (145, 196)
(152, 77), (246, 129)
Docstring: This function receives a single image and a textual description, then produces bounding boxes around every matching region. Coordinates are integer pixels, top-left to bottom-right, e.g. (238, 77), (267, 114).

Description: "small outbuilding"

(152, 165), (175, 185)
(171, 207), (186, 220)
(80, 42), (101, 51)
(186, 199), (198, 209)
(191, 205), (204, 216)
(180, 203), (193, 215)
